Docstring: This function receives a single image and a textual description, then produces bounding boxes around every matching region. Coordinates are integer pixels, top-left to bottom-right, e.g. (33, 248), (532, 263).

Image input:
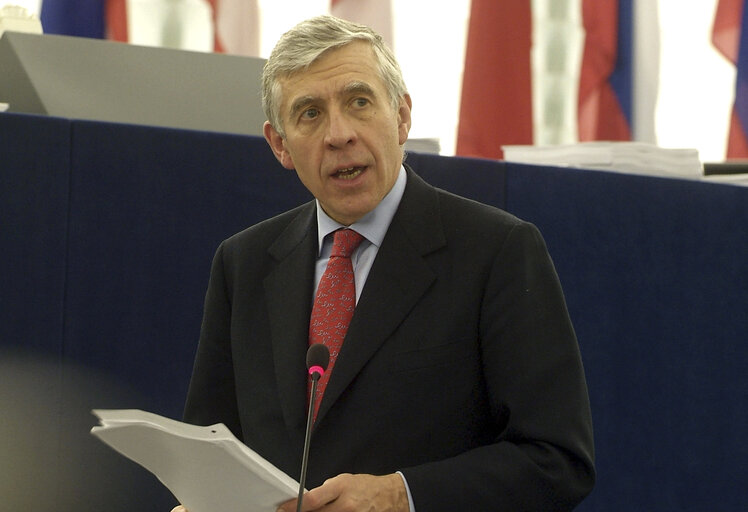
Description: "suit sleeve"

(401, 221), (595, 511)
(182, 242), (243, 438)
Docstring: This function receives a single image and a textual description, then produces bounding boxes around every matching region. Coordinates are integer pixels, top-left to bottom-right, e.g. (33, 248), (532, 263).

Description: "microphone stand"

(296, 371), (320, 512)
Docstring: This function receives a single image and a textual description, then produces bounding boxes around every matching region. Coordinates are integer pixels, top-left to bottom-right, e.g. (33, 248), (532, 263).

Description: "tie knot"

(330, 229), (364, 258)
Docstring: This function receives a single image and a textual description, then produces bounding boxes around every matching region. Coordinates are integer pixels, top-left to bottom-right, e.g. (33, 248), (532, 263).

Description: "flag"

(457, 0), (634, 159)
(206, 0), (260, 56)
(331, 0), (394, 48)
(39, 0), (127, 42)
(40, 0), (108, 39)
(712, 0), (748, 158)
(40, 0), (260, 56)
(577, 0), (632, 141)
(106, 0), (128, 42)
(456, 0), (533, 159)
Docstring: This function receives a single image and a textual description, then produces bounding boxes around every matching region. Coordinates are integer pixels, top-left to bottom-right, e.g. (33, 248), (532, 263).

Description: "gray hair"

(262, 15), (408, 137)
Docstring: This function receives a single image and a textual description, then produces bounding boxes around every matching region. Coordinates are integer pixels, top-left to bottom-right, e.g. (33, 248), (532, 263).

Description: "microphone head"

(306, 343), (330, 377)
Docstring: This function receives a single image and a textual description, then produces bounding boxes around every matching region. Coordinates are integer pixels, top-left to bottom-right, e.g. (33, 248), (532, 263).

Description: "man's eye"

(353, 98), (369, 108)
(302, 108), (320, 119)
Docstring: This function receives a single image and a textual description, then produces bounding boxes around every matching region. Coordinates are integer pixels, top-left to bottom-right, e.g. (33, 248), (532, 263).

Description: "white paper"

(502, 142), (704, 178)
(91, 409), (299, 512)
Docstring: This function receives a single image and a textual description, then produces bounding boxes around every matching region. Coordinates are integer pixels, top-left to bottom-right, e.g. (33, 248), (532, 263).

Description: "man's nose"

(324, 109), (356, 148)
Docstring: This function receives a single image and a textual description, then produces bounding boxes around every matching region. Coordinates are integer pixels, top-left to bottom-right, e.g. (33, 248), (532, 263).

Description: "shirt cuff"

(396, 471), (416, 512)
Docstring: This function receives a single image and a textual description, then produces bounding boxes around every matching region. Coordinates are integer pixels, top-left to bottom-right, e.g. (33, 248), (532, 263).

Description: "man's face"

(263, 41), (412, 226)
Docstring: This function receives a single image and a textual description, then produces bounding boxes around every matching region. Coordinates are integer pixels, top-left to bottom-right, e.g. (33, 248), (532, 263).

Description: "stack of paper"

(0, 6), (43, 37)
(91, 409), (299, 512)
(502, 142), (703, 178)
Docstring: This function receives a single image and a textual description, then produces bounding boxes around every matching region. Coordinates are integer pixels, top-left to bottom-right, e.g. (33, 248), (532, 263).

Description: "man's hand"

(277, 473), (409, 512)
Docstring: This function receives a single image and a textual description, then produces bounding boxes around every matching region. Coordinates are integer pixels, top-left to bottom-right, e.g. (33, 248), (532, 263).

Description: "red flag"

(105, 0), (128, 42)
(713, 0), (743, 61)
(456, 0), (532, 159)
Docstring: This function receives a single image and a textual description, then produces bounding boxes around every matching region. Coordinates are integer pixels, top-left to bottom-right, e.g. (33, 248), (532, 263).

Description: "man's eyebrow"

(343, 81), (376, 97)
(287, 82), (377, 119)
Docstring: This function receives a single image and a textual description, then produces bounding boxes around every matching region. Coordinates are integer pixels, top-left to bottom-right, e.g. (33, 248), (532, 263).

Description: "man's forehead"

(280, 43), (380, 89)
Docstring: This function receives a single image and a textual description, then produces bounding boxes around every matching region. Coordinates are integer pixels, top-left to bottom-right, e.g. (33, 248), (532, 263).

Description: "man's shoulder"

(399, 171), (535, 259)
(416, 178), (527, 237)
(221, 200), (315, 255)
(405, 166), (522, 229)
(436, 186), (520, 224)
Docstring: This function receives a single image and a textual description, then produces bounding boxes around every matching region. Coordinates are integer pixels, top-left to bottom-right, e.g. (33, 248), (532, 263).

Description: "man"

(178, 14), (594, 511)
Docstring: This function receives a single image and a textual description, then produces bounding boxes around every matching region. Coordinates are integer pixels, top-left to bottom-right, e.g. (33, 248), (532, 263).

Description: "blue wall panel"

(2, 113), (746, 510)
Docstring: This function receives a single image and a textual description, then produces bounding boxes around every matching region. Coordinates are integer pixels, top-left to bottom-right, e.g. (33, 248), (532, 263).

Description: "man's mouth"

(334, 166), (366, 179)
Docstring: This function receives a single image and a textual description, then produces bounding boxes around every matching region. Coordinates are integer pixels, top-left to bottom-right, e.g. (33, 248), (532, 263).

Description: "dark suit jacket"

(184, 167), (595, 510)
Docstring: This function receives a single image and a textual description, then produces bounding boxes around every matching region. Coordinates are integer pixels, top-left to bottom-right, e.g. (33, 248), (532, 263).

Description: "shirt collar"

(316, 165), (407, 254)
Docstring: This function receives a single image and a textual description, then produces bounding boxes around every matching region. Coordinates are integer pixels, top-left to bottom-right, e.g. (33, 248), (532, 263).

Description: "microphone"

(296, 343), (330, 512)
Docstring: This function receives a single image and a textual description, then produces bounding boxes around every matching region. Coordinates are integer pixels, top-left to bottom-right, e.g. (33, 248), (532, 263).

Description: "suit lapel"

(316, 169), (447, 423)
(264, 202), (317, 435)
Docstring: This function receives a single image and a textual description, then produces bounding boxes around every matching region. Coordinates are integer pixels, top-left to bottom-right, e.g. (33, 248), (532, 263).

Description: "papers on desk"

(502, 142), (703, 178)
(91, 409), (299, 512)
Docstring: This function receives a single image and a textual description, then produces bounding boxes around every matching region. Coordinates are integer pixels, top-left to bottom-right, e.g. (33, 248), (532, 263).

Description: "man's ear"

(263, 121), (295, 170)
(397, 94), (413, 146)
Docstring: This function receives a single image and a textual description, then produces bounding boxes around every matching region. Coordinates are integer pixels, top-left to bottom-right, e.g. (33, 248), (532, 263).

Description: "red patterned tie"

(309, 228), (364, 422)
